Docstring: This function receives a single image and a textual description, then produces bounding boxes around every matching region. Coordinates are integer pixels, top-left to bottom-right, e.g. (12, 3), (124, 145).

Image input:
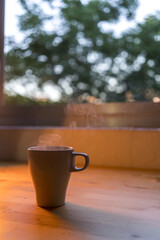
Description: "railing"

(0, 102), (160, 128)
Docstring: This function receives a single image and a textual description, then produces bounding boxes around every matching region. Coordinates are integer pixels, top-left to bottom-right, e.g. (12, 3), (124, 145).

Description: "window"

(1, 0), (160, 128)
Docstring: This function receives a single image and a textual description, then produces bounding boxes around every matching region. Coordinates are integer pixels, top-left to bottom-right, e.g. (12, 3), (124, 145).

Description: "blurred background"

(4, 0), (160, 105)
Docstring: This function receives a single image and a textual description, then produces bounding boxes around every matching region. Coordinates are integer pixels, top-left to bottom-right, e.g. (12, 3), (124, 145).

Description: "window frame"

(0, 0), (4, 105)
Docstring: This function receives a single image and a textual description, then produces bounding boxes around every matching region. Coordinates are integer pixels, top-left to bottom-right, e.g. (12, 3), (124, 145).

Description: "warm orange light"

(153, 97), (160, 103)
(86, 96), (102, 105)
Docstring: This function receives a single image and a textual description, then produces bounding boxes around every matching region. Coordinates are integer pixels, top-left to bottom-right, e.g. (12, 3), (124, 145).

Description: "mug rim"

(28, 146), (74, 152)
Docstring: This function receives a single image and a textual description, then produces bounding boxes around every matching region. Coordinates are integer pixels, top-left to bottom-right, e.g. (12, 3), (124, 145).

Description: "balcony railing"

(0, 102), (159, 128)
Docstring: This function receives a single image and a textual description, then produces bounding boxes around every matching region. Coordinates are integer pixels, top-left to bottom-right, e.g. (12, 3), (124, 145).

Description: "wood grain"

(0, 163), (160, 240)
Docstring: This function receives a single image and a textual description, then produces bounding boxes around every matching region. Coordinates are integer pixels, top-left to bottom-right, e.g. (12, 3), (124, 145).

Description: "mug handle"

(71, 152), (89, 172)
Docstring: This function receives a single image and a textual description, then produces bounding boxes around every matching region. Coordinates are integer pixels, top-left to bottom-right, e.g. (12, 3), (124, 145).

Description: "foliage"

(4, 93), (56, 105)
(6, 0), (160, 103)
(119, 15), (160, 101)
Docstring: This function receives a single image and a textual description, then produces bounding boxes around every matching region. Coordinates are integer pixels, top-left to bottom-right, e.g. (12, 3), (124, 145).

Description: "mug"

(27, 146), (89, 208)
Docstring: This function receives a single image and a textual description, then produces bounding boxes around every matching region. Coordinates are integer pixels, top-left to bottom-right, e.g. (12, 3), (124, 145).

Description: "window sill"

(0, 126), (160, 170)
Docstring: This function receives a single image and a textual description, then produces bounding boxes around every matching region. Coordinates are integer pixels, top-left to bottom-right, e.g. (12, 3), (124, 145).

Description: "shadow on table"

(42, 202), (136, 239)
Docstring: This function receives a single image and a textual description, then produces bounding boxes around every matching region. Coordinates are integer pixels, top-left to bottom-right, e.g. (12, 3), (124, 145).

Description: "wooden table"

(0, 163), (160, 240)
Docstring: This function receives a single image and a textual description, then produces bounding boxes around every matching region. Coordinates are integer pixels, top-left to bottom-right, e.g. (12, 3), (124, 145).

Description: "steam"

(64, 104), (105, 128)
(34, 103), (105, 147)
(36, 133), (62, 146)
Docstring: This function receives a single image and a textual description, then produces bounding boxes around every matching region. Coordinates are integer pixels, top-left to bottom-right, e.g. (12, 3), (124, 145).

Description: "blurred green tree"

(119, 14), (160, 101)
(8, 0), (160, 103)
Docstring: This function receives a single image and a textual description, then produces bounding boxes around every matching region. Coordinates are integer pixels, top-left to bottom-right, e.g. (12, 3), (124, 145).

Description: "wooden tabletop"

(0, 163), (160, 240)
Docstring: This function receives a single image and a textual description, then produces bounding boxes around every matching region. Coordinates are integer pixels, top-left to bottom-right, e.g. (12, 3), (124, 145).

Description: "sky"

(5, 0), (160, 37)
(4, 0), (160, 101)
